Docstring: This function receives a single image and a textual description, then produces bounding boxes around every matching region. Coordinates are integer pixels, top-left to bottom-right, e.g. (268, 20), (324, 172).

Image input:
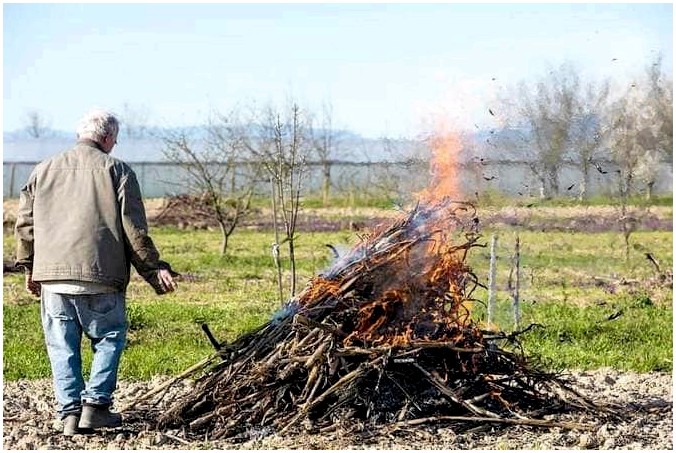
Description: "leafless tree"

(345, 137), (429, 205)
(568, 78), (611, 200)
(160, 112), (257, 256)
(243, 101), (312, 301)
(606, 82), (653, 260)
(499, 63), (581, 198)
(608, 56), (672, 201)
(121, 102), (151, 139)
(636, 55), (673, 199)
(24, 110), (51, 138)
(646, 54), (673, 161)
(310, 101), (339, 206)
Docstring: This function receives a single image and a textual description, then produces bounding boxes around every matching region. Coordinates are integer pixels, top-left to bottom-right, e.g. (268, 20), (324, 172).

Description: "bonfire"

(126, 197), (606, 442)
(129, 131), (612, 442)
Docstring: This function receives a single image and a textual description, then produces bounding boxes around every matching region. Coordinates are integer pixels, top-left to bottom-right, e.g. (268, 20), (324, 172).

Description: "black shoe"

(63, 414), (81, 436)
(78, 404), (122, 430)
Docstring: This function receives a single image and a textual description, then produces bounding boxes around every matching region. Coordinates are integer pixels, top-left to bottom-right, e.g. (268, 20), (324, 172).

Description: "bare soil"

(3, 369), (672, 449)
(4, 198), (672, 235)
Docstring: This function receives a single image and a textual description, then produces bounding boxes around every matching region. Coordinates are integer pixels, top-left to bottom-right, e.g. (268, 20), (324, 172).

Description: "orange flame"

(417, 122), (463, 203)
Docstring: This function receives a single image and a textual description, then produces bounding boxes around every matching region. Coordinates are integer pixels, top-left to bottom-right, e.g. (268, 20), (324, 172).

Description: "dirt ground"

(3, 369), (672, 449)
(4, 197), (672, 234)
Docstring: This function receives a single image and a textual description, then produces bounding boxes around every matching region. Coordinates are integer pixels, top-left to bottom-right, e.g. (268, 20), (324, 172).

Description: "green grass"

(481, 193), (674, 209)
(3, 207), (672, 380)
(519, 293), (672, 372)
(230, 191), (674, 210)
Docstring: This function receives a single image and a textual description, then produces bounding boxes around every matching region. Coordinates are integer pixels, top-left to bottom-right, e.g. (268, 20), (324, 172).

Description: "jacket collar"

(77, 138), (106, 153)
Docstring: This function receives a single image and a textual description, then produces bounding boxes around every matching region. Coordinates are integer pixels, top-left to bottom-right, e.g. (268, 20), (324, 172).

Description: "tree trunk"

(646, 181), (654, 201)
(219, 221), (228, 256)
(288, 237), (296, 297)
(322, 162), (331, 206)
(578, 165), (590, 201)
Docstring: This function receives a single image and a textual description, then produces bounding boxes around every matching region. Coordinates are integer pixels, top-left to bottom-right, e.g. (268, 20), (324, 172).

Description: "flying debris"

(594, 163), (608, 174)
(606, 309), (624, 321)
(325, 244), (340, 259)
(645, 252), (662, 273)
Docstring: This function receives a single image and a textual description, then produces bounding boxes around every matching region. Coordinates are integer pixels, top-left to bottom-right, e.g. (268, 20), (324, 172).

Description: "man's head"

(76, 109), (119, 153)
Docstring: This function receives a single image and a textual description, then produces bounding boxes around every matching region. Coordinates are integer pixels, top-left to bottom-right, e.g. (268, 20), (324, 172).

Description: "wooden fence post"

(511, 234), (521, 330)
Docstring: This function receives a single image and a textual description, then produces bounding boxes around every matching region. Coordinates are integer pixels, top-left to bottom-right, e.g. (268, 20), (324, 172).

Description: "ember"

(142, 198), (606, 441)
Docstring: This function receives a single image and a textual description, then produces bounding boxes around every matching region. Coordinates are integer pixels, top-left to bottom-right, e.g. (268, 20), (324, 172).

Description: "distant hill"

(3, 125), (545, 164)
(3, 127), (430, 163)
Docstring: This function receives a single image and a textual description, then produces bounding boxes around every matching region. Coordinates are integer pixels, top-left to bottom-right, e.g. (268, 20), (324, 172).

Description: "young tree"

(161, 112), (257, 255)
(243, 101), (312, 301)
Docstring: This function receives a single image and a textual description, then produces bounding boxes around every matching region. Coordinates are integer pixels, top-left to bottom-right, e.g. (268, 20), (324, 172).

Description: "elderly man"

(15, 109), (177, 436)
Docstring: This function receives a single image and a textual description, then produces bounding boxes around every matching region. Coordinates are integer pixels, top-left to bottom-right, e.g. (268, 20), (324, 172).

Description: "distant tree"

(121, 102), (150, 139)
(499, 63), (581, 198)
(646, 54), (673, 161)
(345, 137), (428, 205)
(568, 78), (611, 200)
(638, 55), (673, 199)
(160, 112), (257, 256)
(560, 56), (674, 260)
(24, 110), (51, 138)
(608, 56), (672, 200)
(310, 101), (340, 206)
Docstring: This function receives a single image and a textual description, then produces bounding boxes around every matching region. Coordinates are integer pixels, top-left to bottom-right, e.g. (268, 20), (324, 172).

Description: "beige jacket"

(15, 139), (170, 293)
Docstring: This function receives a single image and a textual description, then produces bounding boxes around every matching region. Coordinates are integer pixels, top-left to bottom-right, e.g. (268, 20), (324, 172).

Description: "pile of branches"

(153, 198), (604, 441)
(151, 194), (219, 229)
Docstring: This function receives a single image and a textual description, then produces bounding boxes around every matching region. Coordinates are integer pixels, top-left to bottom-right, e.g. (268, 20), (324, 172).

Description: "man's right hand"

(25, 273), (41, 297)
(158, 268), (177, 293)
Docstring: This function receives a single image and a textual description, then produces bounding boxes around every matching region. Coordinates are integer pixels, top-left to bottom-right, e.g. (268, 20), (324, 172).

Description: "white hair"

(76, 109), (120, 141)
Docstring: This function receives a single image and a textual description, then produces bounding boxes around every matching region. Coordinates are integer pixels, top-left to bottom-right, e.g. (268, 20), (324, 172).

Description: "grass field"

(3, 202), (673, 380)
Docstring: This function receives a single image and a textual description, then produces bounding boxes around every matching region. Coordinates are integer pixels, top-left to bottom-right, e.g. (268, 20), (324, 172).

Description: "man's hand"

(25, 273), (41, 297)
(158, 268), (177, 293)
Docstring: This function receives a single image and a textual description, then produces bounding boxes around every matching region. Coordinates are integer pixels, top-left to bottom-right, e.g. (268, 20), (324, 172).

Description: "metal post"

(487, 233), (498, 327)
(9, 163), (17, 198)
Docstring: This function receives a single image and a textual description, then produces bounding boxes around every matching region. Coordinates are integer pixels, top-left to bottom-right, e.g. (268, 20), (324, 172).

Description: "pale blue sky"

(3, 2), (673, 138)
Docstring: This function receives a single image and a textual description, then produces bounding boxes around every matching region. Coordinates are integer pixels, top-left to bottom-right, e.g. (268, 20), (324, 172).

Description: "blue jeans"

(40, 287), (127, 418)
